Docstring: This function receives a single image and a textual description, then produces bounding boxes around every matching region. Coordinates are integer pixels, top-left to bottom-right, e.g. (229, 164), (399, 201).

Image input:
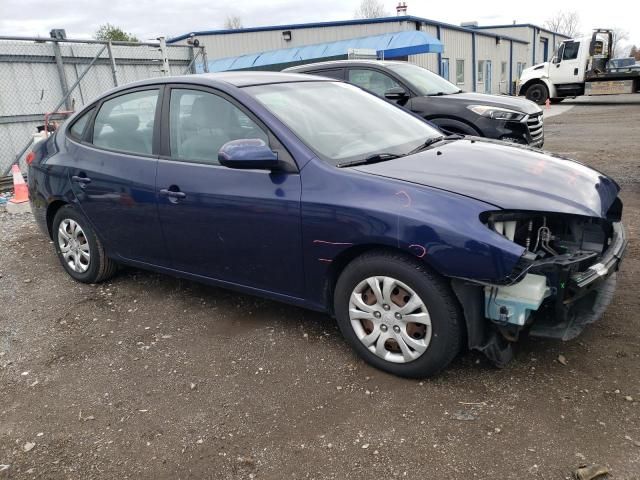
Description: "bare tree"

(354, 0), (388, 19)
(543, 11), (581, 38)
(630, 45), (640, 61)
(611, 29), (630, 58)
(224, 15), (243, 30)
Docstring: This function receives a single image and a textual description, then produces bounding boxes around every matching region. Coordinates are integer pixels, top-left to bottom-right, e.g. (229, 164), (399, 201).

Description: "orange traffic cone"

(9, 164), (29, 204)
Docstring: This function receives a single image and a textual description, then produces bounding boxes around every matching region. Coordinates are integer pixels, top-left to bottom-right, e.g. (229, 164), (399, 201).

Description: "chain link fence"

(0, 36), (208, 177)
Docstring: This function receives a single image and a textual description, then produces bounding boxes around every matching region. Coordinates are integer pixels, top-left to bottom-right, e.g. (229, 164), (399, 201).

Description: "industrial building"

(169, 11), (569, 95)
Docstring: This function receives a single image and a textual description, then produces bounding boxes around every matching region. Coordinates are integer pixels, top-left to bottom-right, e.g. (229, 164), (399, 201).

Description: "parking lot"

(1, 98), (639, 479)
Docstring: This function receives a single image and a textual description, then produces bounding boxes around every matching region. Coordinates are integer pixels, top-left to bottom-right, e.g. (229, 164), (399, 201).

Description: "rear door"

(155, 86), (304, 297)
(67, 86), (167, 265)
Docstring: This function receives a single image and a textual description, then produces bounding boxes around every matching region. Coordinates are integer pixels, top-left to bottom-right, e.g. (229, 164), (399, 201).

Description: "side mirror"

(552, 56), (560, 64)
(218, 138), (280, 170)
(384, 86), (408, 100)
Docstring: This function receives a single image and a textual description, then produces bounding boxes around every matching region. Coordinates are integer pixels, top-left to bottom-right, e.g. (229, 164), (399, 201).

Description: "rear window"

(68, 108), (95, 140)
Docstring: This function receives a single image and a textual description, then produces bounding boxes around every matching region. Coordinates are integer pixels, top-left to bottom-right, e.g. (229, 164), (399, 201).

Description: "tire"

(52, 205), (117, 283)
(524, 83), (549, 105)
(334, 250), (463, 378)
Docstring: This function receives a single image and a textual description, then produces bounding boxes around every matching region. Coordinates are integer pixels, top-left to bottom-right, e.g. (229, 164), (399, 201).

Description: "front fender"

(299, 158), (525, 309)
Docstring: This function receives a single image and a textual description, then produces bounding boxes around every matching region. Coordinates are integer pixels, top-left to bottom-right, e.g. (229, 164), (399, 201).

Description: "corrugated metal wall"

(178, 19), (533, 93)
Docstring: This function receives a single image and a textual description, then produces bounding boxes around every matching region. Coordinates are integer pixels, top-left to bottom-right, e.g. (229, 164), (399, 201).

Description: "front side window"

(477, 61), (485, 83)
(456, 59), (465, 84)
(562, 41), (580, 60)
(169, 89), (268, 164)
(246, 81), (441, 167)
(387, 63), (460, 95)
(92, 89), (159, 155)
(347, 69), (401, 97)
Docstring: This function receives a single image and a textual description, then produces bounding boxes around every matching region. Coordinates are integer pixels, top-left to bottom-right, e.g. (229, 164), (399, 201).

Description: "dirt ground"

(1, 99), (639, 480)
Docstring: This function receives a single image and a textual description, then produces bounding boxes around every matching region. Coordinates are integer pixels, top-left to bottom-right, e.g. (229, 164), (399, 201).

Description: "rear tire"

(52, 205), (117, 284)
(524, 83), (549, 105)
(334, 250), (463, 378)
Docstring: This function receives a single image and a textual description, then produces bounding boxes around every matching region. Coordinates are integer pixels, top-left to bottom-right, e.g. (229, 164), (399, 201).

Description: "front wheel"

(334, 251), (463, 378)
(52, 205), (118, 283)
(524, 83), (549, 105)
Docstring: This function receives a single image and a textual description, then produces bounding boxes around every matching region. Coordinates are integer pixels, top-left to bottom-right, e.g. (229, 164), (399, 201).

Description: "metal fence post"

(157, 36), (170, 76)
(201, 46), (209, 73)
(107, 40), (119, 86)
(52, 40), (72, 110)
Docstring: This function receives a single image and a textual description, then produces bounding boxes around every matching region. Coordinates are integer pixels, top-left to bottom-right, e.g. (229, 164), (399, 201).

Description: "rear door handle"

(71, 175), (91, 184)
(159, 189), (186, 199)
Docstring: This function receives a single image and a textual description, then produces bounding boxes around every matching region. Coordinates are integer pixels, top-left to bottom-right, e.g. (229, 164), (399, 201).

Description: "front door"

(155, 87), (304, 297)
(67, 87), (167, 265)
(550, 40), (584, 85)
(484, 61), (492, 94)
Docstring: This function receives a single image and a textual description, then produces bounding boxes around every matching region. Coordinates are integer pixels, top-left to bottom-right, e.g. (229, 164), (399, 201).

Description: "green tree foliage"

(94, 23), (139, 42)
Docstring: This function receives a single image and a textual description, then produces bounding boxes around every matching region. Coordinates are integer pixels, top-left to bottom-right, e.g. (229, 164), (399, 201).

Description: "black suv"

(285, 60), (544, 147)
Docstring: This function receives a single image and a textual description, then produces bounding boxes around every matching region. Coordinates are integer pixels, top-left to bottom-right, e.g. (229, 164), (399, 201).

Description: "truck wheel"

(525, 83), (549, 105)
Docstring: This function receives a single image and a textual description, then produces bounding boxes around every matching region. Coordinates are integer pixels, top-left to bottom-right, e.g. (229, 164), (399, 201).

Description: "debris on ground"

(574, 464), (609, 480)
(558, 354), (568, 366)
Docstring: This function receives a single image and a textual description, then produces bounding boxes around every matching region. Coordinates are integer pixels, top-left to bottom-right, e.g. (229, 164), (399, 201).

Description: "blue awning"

(203, 30), (443, 72)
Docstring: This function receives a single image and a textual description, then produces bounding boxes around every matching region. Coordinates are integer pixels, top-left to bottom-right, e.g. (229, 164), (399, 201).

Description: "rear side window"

(309, 69), (344, 80)
(68, 107), (95, 140)
(562, 42), (580, 60)
(348, 69), (401, 97)
(169, 89), (268, 165)
(92, 89), (159, 155)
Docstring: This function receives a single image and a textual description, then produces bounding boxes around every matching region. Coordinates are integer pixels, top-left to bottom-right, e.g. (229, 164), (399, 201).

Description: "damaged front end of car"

(453, 201), (627, 367)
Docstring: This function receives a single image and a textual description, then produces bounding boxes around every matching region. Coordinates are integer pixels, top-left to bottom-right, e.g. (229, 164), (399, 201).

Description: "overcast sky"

(1, 0), (638, 48)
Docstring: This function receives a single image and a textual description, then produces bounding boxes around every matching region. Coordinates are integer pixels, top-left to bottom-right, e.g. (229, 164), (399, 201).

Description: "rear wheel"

(524, 83), (549, 105)
(334, 251), (463, 378)
(52, 205), (117, 283)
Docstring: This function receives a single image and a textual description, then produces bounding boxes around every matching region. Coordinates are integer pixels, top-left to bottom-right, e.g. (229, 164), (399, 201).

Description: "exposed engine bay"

(479, 210), (626, 343)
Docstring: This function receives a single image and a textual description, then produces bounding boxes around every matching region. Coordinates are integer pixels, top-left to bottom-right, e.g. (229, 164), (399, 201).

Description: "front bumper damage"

(453, 222), (627, 367)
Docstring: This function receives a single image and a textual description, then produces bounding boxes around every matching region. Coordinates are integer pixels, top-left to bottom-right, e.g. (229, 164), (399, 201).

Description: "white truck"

(518, 29), (640, 104)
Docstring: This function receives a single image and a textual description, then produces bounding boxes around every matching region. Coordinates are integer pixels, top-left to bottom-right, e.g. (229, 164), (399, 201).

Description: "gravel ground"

(1, 99), (639, 479)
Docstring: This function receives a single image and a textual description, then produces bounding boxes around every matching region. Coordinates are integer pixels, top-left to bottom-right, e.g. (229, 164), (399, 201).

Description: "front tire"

(334, 251), (463, 378)
(524, 83), (549, 105)
(52, 205), (117, 283)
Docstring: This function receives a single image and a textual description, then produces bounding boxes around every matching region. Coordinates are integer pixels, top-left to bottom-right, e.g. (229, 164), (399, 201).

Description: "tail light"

(25, 151), (36, 165)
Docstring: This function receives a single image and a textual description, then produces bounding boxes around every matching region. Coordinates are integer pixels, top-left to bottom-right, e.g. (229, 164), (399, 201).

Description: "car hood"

(354, 139), (620, 218)
(431, 92), (542, 115)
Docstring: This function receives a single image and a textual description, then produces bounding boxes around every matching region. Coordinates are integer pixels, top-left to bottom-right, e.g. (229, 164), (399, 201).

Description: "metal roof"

(205, 30), (443, 73)
(168, 15), (529, 45)
(472, 23), (571, 39)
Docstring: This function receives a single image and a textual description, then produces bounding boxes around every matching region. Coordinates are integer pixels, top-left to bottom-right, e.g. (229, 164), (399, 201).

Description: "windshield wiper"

(336, 152), (402, 168)
(405, 136), (445, 155)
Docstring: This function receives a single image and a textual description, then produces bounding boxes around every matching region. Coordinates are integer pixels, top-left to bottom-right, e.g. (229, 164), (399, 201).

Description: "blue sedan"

(28, 72), (627, 377)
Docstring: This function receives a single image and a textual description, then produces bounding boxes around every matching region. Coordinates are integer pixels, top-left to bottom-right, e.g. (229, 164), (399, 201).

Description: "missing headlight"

(483, 211), (611, 260)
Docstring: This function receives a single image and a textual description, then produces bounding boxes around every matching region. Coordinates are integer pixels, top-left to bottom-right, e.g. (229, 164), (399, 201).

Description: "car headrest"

(108, 114), (140, 133)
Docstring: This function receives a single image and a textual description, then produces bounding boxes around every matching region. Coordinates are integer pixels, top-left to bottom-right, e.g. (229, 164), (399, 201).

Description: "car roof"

(285, 60), (407, 72)
(101, 71), (333, 95)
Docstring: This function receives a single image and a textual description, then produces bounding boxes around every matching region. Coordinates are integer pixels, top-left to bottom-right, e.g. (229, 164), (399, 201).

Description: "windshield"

(245, 81), (441, 166)
(387, 63), (461, 96)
